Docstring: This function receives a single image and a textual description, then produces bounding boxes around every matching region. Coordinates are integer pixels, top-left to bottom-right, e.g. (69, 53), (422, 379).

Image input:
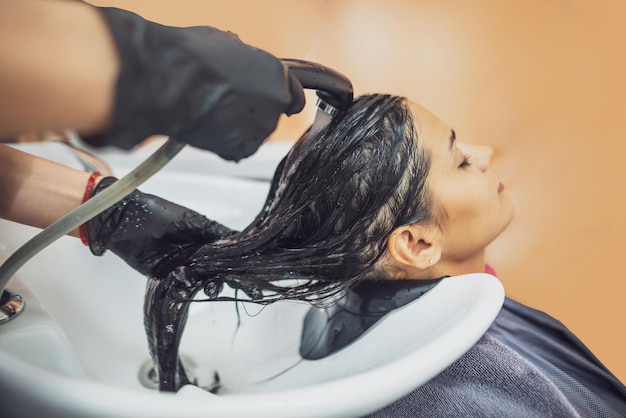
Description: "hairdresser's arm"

(0, 0), (304, 161)
(0, 0), (117, 138)
(0, 145), (91, 237)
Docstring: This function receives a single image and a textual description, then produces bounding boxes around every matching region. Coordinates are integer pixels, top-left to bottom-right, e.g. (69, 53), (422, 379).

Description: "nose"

(458, 142), (493, 172)
(475, 145), (493, 172)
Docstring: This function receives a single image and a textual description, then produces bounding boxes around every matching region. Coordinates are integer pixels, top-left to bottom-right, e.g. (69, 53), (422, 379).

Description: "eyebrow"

(448, 129), (456, 151)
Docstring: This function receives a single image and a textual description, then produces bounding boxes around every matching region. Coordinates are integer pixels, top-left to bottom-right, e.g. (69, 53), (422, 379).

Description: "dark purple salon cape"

(366, 297), (626, 417)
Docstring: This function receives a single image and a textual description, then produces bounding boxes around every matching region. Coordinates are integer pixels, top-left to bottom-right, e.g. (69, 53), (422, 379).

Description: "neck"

(382, 250), (487, 281)
(431, 250), (487, 278)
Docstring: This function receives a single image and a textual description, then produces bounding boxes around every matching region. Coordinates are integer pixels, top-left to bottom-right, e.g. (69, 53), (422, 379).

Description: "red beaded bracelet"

(79, 171), (102, 246)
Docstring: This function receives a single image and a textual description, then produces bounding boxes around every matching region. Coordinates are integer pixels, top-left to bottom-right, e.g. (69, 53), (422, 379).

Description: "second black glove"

(85, 177), (235, 279)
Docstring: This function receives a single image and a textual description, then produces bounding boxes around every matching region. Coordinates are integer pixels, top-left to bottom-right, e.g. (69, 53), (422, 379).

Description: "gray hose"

(0, 139), (186, 297)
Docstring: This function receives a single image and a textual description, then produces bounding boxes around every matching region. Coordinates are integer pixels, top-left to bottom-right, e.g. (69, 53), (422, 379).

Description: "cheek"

(428, 168), (501, 229)
(437, 185), (507, 250)
(439, 179), (493, 222)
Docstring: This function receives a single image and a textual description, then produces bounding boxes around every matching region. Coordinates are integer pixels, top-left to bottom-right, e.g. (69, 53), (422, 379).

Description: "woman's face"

(409, 101), (514, 262)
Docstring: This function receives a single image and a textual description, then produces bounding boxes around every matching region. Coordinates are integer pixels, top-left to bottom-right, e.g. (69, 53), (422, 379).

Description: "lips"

(498, 182), (505, 194)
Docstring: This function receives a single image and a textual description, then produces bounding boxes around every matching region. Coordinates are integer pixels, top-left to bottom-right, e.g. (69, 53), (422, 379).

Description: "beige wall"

(88, 0), (626, 382)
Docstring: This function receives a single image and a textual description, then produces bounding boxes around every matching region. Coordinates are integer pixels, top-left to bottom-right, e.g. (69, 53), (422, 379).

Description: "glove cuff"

(84, 176), (119, 256)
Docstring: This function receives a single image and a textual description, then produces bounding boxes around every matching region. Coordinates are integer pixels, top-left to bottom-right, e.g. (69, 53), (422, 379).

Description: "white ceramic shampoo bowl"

(0, 142), (505, 417)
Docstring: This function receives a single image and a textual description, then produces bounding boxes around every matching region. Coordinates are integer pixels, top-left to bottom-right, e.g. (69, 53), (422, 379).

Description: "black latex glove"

(84, 7), (305, 161)
(85, 177), (235, 279)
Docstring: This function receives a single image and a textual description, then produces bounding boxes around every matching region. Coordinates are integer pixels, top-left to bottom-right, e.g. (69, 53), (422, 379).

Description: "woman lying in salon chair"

(65, 94), (626, 416)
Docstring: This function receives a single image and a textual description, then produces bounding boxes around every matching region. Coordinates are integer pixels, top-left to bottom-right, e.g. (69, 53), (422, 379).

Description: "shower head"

(281, 58), (354, 116)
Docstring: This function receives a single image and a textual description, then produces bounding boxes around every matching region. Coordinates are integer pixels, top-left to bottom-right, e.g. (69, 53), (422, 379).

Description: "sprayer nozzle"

(282, 58), (354, 112)
(316, 97), (340, 117)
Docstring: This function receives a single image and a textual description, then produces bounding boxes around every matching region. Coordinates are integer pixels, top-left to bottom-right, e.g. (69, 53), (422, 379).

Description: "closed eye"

(459, 154), (472, 168)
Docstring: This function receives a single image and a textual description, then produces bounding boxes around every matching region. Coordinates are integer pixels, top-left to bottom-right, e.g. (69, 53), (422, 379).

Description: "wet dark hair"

(187, 94), (434, 305)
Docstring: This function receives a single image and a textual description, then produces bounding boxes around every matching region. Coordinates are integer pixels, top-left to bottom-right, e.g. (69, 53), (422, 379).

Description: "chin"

(499, 198), (516, 231)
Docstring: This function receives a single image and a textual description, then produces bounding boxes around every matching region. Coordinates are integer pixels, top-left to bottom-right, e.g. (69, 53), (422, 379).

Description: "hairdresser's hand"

(85, 177), (235, 279)
(83, 7), (305, 161)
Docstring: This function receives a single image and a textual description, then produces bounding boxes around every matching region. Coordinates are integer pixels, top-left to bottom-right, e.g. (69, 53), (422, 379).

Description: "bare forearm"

(0, 0), (118, 138)
(0, 145), (93, 237)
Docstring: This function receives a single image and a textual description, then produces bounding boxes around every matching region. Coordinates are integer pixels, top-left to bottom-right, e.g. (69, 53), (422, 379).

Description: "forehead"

(407, 101), (451, 144)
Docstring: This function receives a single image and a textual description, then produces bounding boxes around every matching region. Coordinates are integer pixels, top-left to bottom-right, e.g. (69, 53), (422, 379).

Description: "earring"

(428, 258), (433, 265)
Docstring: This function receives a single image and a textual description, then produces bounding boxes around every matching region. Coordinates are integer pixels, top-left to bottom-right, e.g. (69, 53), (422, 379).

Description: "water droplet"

(203, 280), (223, 299)
(246, 287), (262, 300)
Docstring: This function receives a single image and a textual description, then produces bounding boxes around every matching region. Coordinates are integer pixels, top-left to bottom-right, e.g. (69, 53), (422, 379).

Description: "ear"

(387, 224), (442, 270)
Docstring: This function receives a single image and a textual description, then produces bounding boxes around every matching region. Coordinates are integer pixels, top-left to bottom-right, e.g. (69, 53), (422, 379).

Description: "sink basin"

(0, 141), (505, 418)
